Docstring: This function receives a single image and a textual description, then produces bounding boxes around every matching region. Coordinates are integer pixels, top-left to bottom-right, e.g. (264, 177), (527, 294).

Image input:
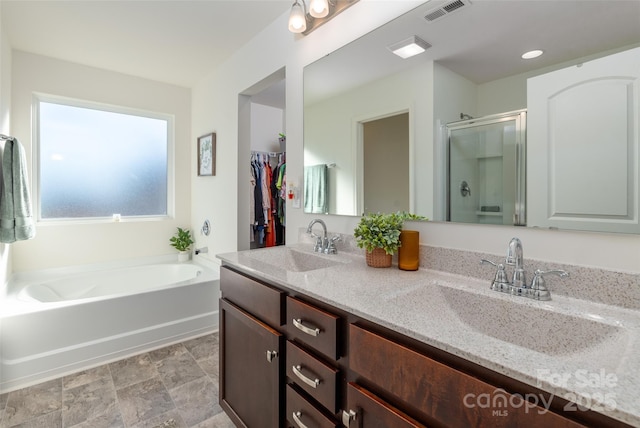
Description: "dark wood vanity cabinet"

(219, 299), (283, 427)
(346, 324), (586, 428)
(220, 265), (630, 428)
(284, 296), (343, 427)
(219, 267), (286, 427)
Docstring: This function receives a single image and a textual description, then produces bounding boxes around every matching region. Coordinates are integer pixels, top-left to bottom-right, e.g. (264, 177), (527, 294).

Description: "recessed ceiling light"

(521, 50), (544, 60)
(388, 36), (432, 59)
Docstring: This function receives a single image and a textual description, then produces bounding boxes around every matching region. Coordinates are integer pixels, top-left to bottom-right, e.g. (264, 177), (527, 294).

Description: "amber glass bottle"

(398, 230), (419, 271)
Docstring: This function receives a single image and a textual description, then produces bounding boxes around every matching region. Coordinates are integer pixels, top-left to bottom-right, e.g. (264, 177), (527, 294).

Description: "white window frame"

(32, 93), (175, 224)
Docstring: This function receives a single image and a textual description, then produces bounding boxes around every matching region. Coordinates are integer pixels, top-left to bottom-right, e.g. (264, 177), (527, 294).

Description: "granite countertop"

(217, 245), (640, 427)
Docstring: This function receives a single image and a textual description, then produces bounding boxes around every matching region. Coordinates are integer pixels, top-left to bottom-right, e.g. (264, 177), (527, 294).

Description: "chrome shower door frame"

(445, 109), (527, 226)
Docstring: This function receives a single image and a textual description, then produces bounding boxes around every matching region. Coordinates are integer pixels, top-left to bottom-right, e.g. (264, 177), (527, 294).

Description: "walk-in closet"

(238, 71), (286, 250)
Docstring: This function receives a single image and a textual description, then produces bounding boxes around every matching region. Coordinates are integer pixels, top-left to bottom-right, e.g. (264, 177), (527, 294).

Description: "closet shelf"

(475, 210), (502, 216)
(475, 154), (503, 159)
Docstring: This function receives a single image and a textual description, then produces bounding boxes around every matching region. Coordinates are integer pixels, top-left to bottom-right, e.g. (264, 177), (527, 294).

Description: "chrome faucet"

(306, 219), (340, 254)
(306, 219), (327, 252)
(481, 237), (569, 300)
(195, 246), (208, 255)
(506, 237), (526, 291)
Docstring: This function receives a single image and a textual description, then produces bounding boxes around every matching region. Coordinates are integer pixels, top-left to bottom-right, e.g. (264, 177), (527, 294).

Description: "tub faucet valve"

(195, 247), (208, 255)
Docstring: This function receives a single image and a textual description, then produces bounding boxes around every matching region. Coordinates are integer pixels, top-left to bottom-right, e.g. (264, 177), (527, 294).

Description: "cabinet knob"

(342, 409), (359, 427)
(266, 350), (278, 363)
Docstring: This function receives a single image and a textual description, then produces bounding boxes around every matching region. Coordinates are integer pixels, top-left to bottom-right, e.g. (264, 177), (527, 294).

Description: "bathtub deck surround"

(15, 263), (205, 303)
(0, 333), (235, 428)
(0, 256), (220, 393)
(219, 240), (640, 427)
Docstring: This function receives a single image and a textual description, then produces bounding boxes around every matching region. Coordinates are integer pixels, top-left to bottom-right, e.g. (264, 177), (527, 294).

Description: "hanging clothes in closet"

(250, 152), (286, 248)
(272, 154), (286, 245)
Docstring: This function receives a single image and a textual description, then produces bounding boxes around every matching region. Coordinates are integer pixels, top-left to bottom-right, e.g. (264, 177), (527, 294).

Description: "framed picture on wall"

(197, 132), (216, 176)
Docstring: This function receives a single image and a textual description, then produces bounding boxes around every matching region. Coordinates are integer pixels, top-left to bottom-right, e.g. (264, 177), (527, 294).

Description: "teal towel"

(0, 138), (36, 243)
(304, 164), (328, 214)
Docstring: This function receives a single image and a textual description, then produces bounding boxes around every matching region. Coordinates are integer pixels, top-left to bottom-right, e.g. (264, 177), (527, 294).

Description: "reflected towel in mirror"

(304, 164), (328, 214)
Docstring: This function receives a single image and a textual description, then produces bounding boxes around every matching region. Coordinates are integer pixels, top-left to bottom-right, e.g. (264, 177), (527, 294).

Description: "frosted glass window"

(38, 100), (170, 220)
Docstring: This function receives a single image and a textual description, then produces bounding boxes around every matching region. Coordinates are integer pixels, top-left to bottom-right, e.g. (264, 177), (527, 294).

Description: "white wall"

(250, 103), (284, 153)
(0, 21), (9, 136)
(433, 62), (478, 125)
(0, 16), (11, 368)
(474, 44), (640, 117)
(191, 0), (640, 274)
(305, 61), (432, 216)
(0, 18), (12, 284)
(11, 51), (192, 271)
(191, 0), (424, 263)
(433, 62), (477, 220)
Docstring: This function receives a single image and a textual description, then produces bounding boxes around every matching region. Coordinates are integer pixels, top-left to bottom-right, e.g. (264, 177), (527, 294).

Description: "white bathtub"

(0, 258), (220, 393)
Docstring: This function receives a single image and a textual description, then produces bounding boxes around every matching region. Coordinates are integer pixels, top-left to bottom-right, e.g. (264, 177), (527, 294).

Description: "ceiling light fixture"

(388, 36), (432, 59)
(288, 0), (359, 35)
(521, 49), (544, 59)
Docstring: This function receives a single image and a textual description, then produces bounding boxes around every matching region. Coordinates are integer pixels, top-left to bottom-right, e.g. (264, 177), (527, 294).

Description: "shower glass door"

(446, 110), (526, 226)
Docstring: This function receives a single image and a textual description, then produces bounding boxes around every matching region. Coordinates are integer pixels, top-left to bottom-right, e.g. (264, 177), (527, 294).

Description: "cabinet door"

(527, 46), (640, 233)
(343, 382), (426, 428)
(220, 298), (283, 428)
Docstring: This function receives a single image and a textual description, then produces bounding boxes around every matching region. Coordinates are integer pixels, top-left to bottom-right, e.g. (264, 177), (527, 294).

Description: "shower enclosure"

(446, 110), (526, 226)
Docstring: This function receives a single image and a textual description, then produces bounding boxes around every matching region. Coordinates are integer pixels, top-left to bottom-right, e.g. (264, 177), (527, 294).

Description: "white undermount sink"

(243, 247), (346, 272)
(391, 283), (625, 356)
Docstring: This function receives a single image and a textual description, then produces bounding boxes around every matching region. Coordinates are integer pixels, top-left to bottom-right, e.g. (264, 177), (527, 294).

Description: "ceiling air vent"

(424, 0), (471, 22)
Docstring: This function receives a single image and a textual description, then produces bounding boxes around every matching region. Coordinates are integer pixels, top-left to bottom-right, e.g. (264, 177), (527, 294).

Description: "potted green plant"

(396, 211), (428, 223)
(169, 227), (194, 262)
(354, 212), (404, 268)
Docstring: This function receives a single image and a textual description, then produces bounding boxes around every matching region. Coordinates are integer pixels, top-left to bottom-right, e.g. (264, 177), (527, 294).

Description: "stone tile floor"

(0, 332), (236, 428)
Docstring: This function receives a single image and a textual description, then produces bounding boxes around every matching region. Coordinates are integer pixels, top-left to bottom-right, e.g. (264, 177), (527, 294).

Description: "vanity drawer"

(286, 383), (339, 428)
(286, 340), (339, 413)
(349, 324), (586, 428)
(344, 382), (427, 428)
(287, 296), (340, 360)
(220, 266), (284, 327)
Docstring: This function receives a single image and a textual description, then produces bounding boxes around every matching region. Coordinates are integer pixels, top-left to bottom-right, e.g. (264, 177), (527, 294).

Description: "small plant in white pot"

(169, 227), (194, 262)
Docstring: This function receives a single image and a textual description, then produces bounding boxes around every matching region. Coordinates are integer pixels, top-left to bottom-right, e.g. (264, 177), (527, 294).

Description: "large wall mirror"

(303, 0), (640, 234)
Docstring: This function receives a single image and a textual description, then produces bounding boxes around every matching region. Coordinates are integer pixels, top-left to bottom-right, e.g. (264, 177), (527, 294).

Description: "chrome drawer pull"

(293, 318), (321, 336)
(292, 364), (321, 388)
(292, 411), (309, 428)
